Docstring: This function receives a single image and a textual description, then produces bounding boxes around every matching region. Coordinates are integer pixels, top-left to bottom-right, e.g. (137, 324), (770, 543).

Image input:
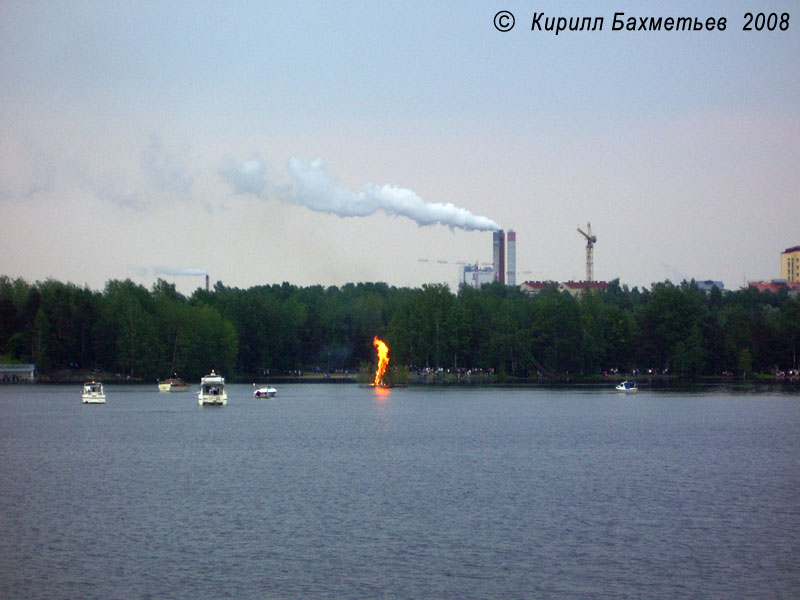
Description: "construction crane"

(577, 222), (597, 282)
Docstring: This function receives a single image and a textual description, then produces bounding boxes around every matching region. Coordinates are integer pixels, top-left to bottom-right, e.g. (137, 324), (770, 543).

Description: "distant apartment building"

(781, 245), (800, 282)
(696, 280), (725, 293)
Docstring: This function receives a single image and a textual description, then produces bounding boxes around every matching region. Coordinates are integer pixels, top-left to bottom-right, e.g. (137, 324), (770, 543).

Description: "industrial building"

(459, 264), (495, 289)
(485, 229), (608, 294)
(462, 228), (610, 294)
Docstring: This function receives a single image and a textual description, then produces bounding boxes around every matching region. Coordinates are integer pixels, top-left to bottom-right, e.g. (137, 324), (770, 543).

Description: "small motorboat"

(253, 386), (277, 398)
(81, 381), (106, 404)
(615, 380), (638, 392)
(198, 370), (227, 406)
(158, 377), (190, 392)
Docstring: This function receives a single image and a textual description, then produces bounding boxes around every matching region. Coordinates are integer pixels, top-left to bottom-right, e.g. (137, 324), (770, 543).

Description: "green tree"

(738, 347), (752, 378)
(174, 303), (238, 379)
(420, 283), (454, 369)
(635, 281), (708, 373)
(104, 279), (161, 378)
(529, 288), (582, 375)
(579, 292), (607, 375)
(672, 324), (707, 378)
(779, 299), (800, 371)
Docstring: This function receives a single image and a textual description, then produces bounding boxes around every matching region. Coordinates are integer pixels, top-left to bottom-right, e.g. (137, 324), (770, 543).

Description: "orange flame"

(373, 336), (390, 386)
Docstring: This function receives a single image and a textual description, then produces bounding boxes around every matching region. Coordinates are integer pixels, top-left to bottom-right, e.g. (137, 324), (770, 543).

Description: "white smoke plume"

(154, 267), (208, 277)
(220, 156), (502, 231)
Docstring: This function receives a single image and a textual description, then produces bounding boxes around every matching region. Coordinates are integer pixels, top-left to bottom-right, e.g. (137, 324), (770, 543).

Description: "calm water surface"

(1, 383), (798, 599)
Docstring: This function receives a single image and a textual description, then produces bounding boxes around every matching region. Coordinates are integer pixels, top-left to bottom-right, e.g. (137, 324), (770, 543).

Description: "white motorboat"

(198, 370), (227, 406)
(81, 381), (106, 404)
(615, 380), (638, 392)
(158, 377), (190, 392)
(253, 386), (277, 398)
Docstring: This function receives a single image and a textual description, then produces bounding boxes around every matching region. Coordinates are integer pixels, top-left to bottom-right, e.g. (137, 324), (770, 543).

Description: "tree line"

(1, 275), (798, 381)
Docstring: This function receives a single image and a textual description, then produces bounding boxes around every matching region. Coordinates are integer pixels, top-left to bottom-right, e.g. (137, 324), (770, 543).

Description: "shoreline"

(11, 372), (799, 387)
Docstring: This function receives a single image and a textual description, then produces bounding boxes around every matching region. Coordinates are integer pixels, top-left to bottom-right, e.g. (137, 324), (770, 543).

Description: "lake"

(1, 383), (798, 599)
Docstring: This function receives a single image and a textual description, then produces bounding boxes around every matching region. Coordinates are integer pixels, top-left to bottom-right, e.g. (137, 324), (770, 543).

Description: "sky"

(1, 1), (798, 295)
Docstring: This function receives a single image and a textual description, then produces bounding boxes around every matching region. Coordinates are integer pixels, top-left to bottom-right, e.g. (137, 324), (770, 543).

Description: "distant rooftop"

(696, 280), (725, 292)
(520, 280), (608, 296)
(561, 280), (608, 289)
(749, 280), (800, 293)
(520, 280), (558, 290)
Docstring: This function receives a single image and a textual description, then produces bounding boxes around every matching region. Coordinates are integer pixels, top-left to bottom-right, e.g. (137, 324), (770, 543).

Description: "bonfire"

(373, 336), (390, 386)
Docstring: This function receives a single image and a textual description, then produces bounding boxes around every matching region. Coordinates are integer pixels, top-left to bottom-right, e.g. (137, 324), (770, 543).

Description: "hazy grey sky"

(1, 1), (798, 294)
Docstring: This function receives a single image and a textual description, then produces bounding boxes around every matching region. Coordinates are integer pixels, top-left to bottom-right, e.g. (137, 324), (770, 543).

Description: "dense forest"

(1, 275), (798, 382)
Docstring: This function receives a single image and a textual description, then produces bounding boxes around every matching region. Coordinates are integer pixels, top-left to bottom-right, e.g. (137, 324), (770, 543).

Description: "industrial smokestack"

(205, 274), (210, 292)
(493, 230), (505, 284)
(506, 230), (516, 286)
